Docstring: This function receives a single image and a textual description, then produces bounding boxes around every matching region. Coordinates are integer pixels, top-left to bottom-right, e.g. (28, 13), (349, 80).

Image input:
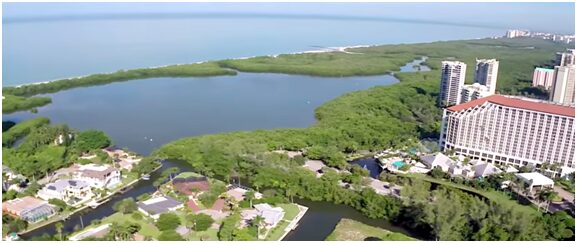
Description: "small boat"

(141, 174), (151, 180)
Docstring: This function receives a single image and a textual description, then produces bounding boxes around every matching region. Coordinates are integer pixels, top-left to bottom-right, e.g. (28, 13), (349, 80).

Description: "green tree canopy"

(156, 212), (181, 231)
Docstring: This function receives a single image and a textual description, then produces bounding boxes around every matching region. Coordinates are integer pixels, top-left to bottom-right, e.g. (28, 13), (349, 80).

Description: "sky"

(2, 2), (575, 34)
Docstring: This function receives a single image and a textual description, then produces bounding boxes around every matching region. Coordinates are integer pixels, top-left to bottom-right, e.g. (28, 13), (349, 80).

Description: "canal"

(23, 158), (421, 240)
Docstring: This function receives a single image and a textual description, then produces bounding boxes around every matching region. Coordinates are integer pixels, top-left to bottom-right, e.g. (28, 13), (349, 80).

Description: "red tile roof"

(447, 95), (575, 117)
(211, 199), (226, 211)
(187, 200), (201, 213)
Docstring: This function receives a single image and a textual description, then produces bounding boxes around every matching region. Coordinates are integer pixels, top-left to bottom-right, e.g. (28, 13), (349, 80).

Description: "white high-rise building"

(550, 65), (576, 105)
(474, 59), (499, 94)
(532, 67), (556, 90)
(439, 95), (575, 177)
(555, 49), (575, 66)
(460, 83), (492, 104)
(439, 61), (467, 107)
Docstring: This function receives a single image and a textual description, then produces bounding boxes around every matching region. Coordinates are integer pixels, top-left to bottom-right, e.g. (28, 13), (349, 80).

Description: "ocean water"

(2, 16), (503, 86)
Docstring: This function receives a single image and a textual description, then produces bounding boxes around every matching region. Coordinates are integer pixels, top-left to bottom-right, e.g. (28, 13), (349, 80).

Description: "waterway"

(4, 72), (398, 155)
(284, 199), (420, 241)
(14, 58), (429, 240)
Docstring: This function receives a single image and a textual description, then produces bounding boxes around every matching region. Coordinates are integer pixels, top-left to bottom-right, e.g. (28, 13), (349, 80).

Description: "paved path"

(553, 186), (574, 202)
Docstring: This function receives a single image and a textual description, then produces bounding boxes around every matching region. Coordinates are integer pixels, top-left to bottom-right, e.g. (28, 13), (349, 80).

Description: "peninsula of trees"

(2, 38), (567, 113)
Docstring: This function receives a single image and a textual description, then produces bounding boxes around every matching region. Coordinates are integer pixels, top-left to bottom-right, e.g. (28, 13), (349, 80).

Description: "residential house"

(37, 179), (94, 206)
(137, 196), (183, 219)
(74, 164), (121, 189)
(472, 161), (503, 178)
(172, 176), (210, 195)
(2, 196), (56, 223)
(103, 147), (141, 171)
(420, 153), (456, 172)
(253, 203), (285, 229)
(516, 172), (555, 193)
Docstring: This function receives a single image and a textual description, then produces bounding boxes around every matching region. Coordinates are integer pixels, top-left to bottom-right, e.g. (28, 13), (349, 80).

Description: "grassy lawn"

(278, 203), (299, 220)
(326, 218), (416, 241)
(174, 171), (204, 179)
(400, 173), (538, 216)
(187, 228), (219, 241)
(101, 212), (161, 239)
(265, 221), (290, 241)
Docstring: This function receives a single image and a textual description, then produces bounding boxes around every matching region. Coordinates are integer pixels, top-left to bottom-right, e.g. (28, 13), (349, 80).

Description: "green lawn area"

(326, 218), (416, 241)
(186, 228), (219, 241)
(400, 173), (538, 216)
(101, 212), (161, 239)
(278, 203), (299, 220)
(265, 221), (290, 241)
(174, 171), (204, 179)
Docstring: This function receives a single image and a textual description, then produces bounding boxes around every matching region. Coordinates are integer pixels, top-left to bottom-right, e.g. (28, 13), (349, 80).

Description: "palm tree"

(55, 222), (64, 241)
(252, 215), (265, 239)
(245, 190), (255, 208)
(538, 188), (557, 213)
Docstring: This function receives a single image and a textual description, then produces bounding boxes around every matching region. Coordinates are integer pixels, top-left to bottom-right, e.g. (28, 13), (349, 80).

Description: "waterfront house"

(74, 164), (121, 189)
(240, 203), (285, 229)
(37, 179), (94, 206)
(2, 196), (56, 223)
(137, 196), (184, 220)
(172, 176), (210, 195)
(419, 153), (456, 172)
(253, 203), (285, 229)
(102, 147), (141, 171)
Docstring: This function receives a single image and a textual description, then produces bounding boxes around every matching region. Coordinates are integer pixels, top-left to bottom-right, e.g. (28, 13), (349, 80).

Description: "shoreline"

(6, 44), (379, 89)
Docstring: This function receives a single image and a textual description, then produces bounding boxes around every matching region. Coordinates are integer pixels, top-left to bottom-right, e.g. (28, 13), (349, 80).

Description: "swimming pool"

(392, 161), (406, 169)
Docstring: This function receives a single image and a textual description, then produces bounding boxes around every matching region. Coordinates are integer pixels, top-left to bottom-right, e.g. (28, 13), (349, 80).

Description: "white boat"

(141, 174), (151, 180)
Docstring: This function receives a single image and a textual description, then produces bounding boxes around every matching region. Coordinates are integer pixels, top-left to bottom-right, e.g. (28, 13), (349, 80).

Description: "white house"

(254, 203), (285, 229)
(37, 179), (94, 206)
(516, 172), (555, 192)
(74, 164), (121, 189)
(420, 153), (456, 172)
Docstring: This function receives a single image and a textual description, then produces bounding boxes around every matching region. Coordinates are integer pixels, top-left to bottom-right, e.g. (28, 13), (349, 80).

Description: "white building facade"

(439, 95), (575, 177)
(439, 61), (467, 107)
(474, 59), (499, 94)
(460, 83), (492, 104)
(532, 67), (556, 90)
(550, 65), (575, 106)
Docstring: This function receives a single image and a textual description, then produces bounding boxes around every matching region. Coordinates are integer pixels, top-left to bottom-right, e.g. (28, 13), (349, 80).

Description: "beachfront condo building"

(474, 59), (499, 94)
(532, 67), (556, 90)
(460, 83), (492, 104)
(439, 95), (575, 177)
(439, 61), (467, 107)
(555, 49), (576, 67)
(550, 65), (575, 106)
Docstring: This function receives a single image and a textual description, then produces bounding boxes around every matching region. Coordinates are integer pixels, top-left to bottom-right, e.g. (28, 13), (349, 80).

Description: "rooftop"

(137, 196), (182, 216)
(46, 179), (90, 192)
(447, 95), (575, 117)
(516, 172), (555, 186)
(2, 196), (48, 214)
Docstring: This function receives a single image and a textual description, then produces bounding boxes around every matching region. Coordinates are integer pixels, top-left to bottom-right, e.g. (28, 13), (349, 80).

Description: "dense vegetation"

(2, 94), (52, 114)
(2, 62), (235, 97)
(152, 38), (572, 241)
(2, 117), (50, 147)
(326, 218), (415, 241)
(2, 118), (113, 178)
